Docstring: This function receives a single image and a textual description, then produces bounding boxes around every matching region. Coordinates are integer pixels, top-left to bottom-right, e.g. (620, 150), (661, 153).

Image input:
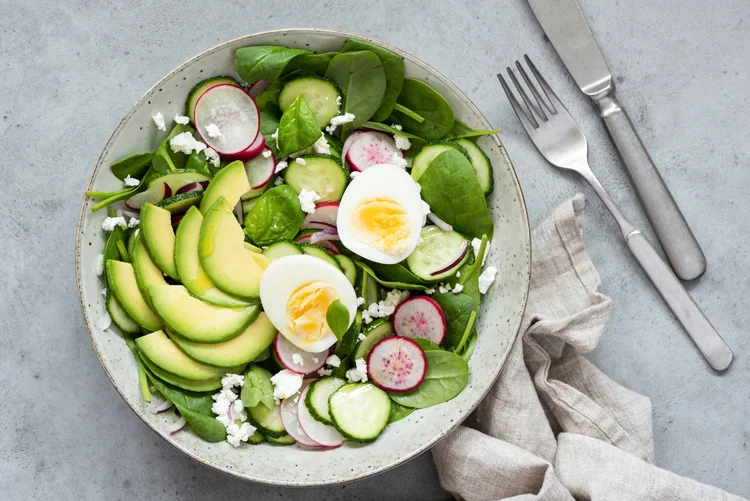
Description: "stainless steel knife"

(526, 0), (707, 281)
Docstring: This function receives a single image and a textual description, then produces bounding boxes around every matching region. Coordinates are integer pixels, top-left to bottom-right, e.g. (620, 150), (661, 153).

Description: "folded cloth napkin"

(432, 195), (746, 501)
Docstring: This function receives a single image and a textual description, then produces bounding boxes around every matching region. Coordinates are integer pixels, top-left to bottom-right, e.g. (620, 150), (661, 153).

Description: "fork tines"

(498, 55), (562, 130)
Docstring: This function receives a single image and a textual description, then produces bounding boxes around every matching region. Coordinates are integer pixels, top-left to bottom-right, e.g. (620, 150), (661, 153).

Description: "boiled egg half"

(260, 255), (358, 352)
(337, 163), (424, 264)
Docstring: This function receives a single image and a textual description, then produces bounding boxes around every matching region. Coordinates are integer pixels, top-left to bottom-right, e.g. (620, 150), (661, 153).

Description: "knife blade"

(526, 0), (708, 281)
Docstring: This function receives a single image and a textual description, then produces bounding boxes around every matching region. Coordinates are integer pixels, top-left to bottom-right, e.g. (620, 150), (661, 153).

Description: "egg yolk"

(286, 281), (340, 342)
(349, 197), (411, 255)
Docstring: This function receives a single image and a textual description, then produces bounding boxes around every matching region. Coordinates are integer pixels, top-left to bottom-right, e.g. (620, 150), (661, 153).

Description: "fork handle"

(626, 229), (733, 370)
(592, 91), (707, 281)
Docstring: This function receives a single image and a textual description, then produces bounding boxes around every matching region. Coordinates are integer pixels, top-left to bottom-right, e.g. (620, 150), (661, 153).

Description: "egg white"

(337, 163), (424, 264)
(259, 255), (358, 352)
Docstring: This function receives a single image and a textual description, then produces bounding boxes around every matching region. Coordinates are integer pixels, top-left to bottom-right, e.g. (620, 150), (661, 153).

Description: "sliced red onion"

(248, 80), (271, 98)
(427, 212), (453, 233)
(171, 214), (185, 227)
(168, 416), (188, 435)
(306, 221), (336, 230)
(152, 400), (174, 414)
(199, 180), (210, 190)
(176, 182), (203, 195)
(309, 228), (339, 244)
(430, 242), (469, 276)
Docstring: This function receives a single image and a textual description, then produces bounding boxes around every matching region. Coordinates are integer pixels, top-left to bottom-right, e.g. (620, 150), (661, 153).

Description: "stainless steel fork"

(498, 55), (733, 371)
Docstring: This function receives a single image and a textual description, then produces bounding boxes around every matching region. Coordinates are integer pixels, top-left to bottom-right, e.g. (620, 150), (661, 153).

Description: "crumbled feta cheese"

(361, 289), (410, 324)
(274, 177), (284, 186)
(394, 135), (411, 150)
(221, 373), (245, 389)
(262, 149), (272, 158)
(356, 297), (365, 306)
(275, 160), (288, 173)
(98, 312), (112, 331)
(391, 152), (408, 169)
(313, 357), (320, 363)
(425, 288), (435, 295)
(270, 370), (303, 400)
(123, 175), (140, 187)
(211, 388), (236, 416)
(438, 283), (451, 294)
(127, 217), (139, 228)
(152, 112), (166, 131)
(312, 134), (330, 155)
(226, 422), (256, 448)
(478, 266), (498, 294)
(102, 216), (127, 232)
(100, 288), (107, 297)
(205, 123), (223, 140)
(295, 157), (307, 166)
(298, 189), (321, 214)
(317, 367), (333, 377)
(271, 128), (280, 149)
(350, 171), (360, 179)
(326, 354), (341, 368)
(471, 238), (491, 266)
(292, 353), (304, 366)
(452, 283), (464, 294)
(358, 333), (367, 341)
(335, 95), (342, 107)
(414, 181), (422, 193)
(346, 358), (368, 383)
(421, 200), (431, 226)
(456, 271), (461, 278)
(326, 112), (355, 133)
(204, 147), (220, 167)
(95, 255), (104, 276)
(169, 132), (207, 155)
(391, 123), (403, 131)
(173, 114), (190, 125)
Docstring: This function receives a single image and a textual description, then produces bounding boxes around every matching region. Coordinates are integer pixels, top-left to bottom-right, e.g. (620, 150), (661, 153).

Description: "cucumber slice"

(106, 292), (140, 333)
(454, 139), (493, 196)
(305, 377), (346, 425)
(406, 226), (470, 281)
(156, 191), (203, 213)
(242, 197), (260, 214)
(283, 155), (348, 203)
(300, 244), (342, 271)
(329, 383), (391, 442)
(248, 403), (286, 438)
(247, 430), (265, 444)
(278, 76), (342, 128)
(262, 240), (303, 261)
(266, 434), (295, 445)
(139, 354), (223, 392)
(241, 181), (270, 202)
(185, 76), (239, 123)
(354, 320), (394, 360)
(334, 254), (357, 285)
(410, 141), (470, 182)
(325, 133), (343, 158)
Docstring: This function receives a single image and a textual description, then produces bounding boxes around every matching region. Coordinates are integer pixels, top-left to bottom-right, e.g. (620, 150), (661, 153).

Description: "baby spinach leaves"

(356, 261), (429, 291)
(419, 150), (494, 241)
(393, 78), (455, 140)
(388, 402), (415, 423)
(326, 299), (350, 340)
(241, 364), (275, 410)
(110, 152), (153, 181)
(235, 46), (313, 83)
(277, 96), (321, 157)
(389, 350), (469, 408)
(335, 310), (363, 359)
(446, 119), (500, 141)
(325, 51), (387, 137)
(244, 185), (304, 245)
(283, 52), (338, 76)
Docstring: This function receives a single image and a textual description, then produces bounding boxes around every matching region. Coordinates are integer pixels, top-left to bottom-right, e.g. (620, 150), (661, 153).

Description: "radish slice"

(427, 212), (453, 233)
(274, 333), (328, 374)
(243, 149), (276, 189)
(301, 201), (339, 230)
(168, 415), (188, 435)
(125, 182), (171, 210)
(309, 228), (339, 245)
(392, 296), (447, 345)
(367, 337), (427, 392)
(226, 134), (266, 162)
(297, 385), (344, 448)
(193, 83), (259, 155)
(175, 181), (205, 195)
(340, 130), (368, 168)
(248, 80), (271, 98)
(280, 381), (320, 447)
(345, 131), (403, 172)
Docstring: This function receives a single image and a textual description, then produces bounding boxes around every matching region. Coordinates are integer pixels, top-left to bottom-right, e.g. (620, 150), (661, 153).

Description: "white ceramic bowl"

(76, 29), (530, 486)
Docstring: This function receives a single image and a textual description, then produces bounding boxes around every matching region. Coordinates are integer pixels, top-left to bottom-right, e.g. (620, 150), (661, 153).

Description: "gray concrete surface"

(1, 0), (748, 499)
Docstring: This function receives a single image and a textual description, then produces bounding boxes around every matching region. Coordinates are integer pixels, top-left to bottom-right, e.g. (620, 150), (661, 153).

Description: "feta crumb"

(471, 238), (491, 266)
(169, 132), (207, 155)
(317, 367), (333, 377)
(421, 200), (431, 226)
(350, 171), (360, 179)
(295, 157), (307, 165)
(100, 288), (108, 297)
(271, 128), (280, 149)
(173, 114), (190, 125)
(262, 149), (272, 158)
(123, 175), (140, 187)
(98, 312), (112, 331)
(326, 354), (341, 368)
(205, 123), (223, 139)
(270, 370), (304, 400)
(95, 255), (104, 276)
(452, 283), (464, 293)
(275, 160), (288, 173)
(152, 112), (166, 131)
(221, 373), (245, 389)
(346, 358), (368, 383)
(326, 112), (355, 133)
(298, 188), (321, 214)
(335, 95), (342, 106)
(102, 216), (127, 232)
(127, 217), (139, 228)
(415, 182), (422, 193)
(438, 283), (451, 294)
(425, 288), (435, 295)
(456, 271), (461, 278)
(361, 289), (410, 324)
(292, 353), (304, 366)
(391, 123), (403, 131)
(358, 333), (367, 341)
(391, 152), (408, 169)
(274, 177), (284, 186)
(226, 422), (256, 448)
(204, 147), (220, 167)
(312, 134), (330, 155)
(313, 357), (320, 363)
(478, 266), (498, 294)
(394, 135), (412, 150)
(356, 297), (365, 306)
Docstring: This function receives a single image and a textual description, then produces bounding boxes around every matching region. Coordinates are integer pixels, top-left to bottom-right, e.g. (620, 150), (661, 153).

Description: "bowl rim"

(75, 27), (531, 486)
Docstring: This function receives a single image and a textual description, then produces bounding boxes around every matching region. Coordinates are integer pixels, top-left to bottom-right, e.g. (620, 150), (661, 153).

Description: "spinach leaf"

(412, 338), (442, 351)
(325, 51), (387, 137)
(341, 39), (404, 122)
(235, 46), (313, 83)
(102, 211), (128, 285)
(393, 103), (425, 123)
(151, 124), (193, 172)
(457, 328), (478, 362)
(393, 78), (455, 140)
(283, 52), (338, 76)
(122, 331), (151, 402)
(330, 356), (351, 380)
(326, 299), (350, 340)
(389, 350), (469, 408)
(184, 151), (211, 177)
(241, 364), (275, 410)
(244, 185), (304, 245)
(362, 121), (426, 146)
(259, 104), (282, 156)
(110, 152), (153, 181)
(419, 150), (493, 240)
(336, 311), (362, 359)
(277, 96), (321, 157)
(356, 261), (429, 291)
(255, 80), (283, 109)
(446, 119), (500, 141)
(388, 401), (415, 423)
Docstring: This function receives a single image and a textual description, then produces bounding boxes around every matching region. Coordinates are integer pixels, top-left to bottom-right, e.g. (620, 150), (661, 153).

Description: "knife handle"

(591, 91), (707, 281)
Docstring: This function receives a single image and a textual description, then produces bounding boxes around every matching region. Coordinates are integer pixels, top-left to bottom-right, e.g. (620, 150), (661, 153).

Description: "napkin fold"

(432, 195), (745, 501)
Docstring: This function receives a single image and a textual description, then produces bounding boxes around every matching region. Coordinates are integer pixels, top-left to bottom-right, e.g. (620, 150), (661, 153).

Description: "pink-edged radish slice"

(340, 130), (368, 168)
(125, 182), (171, 210)
(225, 134), (266, 162)
(248, 80), (271, 98)
(175, 181), (205, 195)
(274, 333), (328, 375)
(367, 337), (427, 392)
(243, 148), (276, 189)
(345, 130), (403, 172)
(297, 385), (344, 448)
(392, 296), (447, 345)
(280, 381), (321, 447)
(193, 83), (259, 156)
(301, 201), (339, 230)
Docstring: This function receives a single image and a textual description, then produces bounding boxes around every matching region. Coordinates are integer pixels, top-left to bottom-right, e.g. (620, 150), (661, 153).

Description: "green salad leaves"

(244, 185), (304, 245)
(277, 96), (321, 157)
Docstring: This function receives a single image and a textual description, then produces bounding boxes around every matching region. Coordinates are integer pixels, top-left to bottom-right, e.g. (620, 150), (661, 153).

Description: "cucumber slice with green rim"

(247, 430), (265, 444)
(138, 354), (223, 392)
(329, 382), (391, 442)
(334, 254), (357, 285)
(283, 155), (348, 203)
(185, 76), (239, 123)
(300, 244), (342, 271)
(410, 141), (470, 182)
(454, 139), (493, 196)
(156, 191), (203, 213)
(242, 197), (259, 214)
(266, 434), (295, 445)
(406, 226), (470, 281)
(305, 377), (346, 425)
(106, 291), (140, 333)
(325, 133), (343, 158)
(248, 403), (287, 438)
(262, 240), (303, 261)
(241, 181), (270, 202)
(278, 76), (342, 128)
(354, 320), (394, 360)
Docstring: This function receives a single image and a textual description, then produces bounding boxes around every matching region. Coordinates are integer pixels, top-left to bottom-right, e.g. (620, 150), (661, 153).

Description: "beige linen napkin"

(432, 195), (745, 501)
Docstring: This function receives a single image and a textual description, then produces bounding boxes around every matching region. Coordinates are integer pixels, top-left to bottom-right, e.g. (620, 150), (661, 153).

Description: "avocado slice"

(139, 353), (222, 392)
(106, 291), (140, 333)
(131, 233), (167, 306)
(199, 160), (250, 214)
(199, 197), (270, 299)
(170, 312), (276, 367)
(140, 203), (179, 280)
(106, 260), (163, 332)
(174, 207), (252, 308)
(147, 284), (259, 342)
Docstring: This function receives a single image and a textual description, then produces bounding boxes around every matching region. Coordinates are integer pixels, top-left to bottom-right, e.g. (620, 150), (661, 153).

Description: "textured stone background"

(1, 0), (748, 499)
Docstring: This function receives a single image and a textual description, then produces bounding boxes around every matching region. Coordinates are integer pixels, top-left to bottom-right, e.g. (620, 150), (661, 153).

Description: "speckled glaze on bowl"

(76, 29), (530, 486)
